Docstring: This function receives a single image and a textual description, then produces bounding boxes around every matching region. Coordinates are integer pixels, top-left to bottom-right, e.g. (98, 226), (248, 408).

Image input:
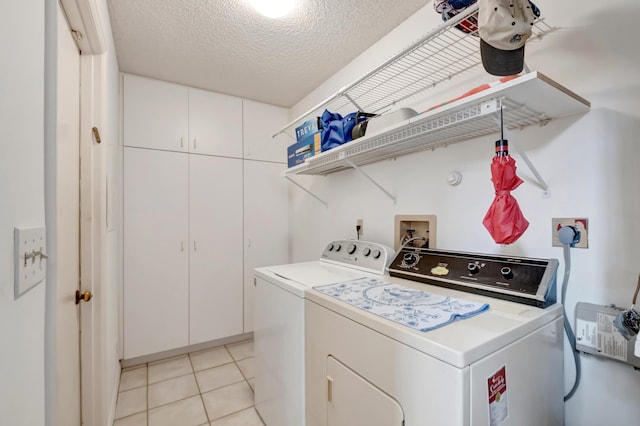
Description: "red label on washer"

(487, 366), (508, 426)
(488, 366), (507, 403)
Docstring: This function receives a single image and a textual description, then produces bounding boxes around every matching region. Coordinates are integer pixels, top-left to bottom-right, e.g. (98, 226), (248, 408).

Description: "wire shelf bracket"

(343, 159), (397, 204)
(284, 175), (328, 207)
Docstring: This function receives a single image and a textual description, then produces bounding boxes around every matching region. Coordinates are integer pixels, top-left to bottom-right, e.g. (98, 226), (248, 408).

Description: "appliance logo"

(487, 366), (509, 426)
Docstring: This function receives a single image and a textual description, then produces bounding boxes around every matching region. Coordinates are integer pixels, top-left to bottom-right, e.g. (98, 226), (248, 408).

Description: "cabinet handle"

(180, 137), (184, 148)
(193, 138), (197, 150)
(327, 376), (333, 403)
(181, 241), (184, 252)
(193, 241), (197, 251)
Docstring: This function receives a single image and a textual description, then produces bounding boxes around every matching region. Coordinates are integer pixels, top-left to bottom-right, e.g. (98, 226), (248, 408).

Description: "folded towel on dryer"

(314, 277), (489, 332)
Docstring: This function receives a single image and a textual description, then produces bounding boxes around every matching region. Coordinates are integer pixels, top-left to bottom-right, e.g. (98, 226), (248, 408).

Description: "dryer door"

(327, 356), (404, 426)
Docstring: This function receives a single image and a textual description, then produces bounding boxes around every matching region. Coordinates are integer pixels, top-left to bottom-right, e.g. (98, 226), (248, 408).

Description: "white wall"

(0, 1), (46, 425)
(1, 1), (120, 425)
(289, 1), (640, 425)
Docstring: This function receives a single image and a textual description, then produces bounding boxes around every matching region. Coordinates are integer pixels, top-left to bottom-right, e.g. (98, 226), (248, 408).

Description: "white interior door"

(56, 4), (81, 425)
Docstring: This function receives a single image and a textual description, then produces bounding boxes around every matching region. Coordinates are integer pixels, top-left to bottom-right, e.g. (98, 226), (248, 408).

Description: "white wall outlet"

(551, 218), (589, 248)
(14, 226), (47, 299)
(356, 218), (364, 235)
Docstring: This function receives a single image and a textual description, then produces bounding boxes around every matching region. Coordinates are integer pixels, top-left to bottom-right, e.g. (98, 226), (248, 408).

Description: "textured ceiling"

(107, 0), (430, 107)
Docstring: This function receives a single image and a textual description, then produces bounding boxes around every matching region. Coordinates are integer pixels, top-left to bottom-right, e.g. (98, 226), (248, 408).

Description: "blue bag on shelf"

(320, 109), (376, 152)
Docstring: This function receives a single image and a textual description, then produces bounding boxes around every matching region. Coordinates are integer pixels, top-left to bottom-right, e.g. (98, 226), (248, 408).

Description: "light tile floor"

(113, 339), (265, 426)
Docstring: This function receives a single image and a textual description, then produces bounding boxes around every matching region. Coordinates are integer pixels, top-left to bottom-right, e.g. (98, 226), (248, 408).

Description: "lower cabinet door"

(327, 356), (404, 426)
(189, 154), (244, 344)
(123, 147), (190, 359)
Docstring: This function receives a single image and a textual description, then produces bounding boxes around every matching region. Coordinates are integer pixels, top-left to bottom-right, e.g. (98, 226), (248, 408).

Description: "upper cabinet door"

(189, 88), (243, 158)
(123, 74), (189, 152)
(243, 99), (289, 162)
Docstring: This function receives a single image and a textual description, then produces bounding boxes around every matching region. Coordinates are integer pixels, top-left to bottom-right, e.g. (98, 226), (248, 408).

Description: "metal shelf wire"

(285, 71), (590, 181)
(276, 2), (555, 137)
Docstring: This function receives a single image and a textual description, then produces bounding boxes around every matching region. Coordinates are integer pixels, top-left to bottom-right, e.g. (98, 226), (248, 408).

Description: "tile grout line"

(188, 351), (211, 425)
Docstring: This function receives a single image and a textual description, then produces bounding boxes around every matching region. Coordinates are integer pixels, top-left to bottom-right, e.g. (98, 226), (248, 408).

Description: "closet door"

(123, 147), (189, 359)
(243, 160), (289, 332)
(189, 154), (244, 344)
(123, 74), (189, 152)
(188, 88), (243, 157)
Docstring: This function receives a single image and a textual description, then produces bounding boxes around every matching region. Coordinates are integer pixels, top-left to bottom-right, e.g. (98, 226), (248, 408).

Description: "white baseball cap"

(479, 0), (539, 76)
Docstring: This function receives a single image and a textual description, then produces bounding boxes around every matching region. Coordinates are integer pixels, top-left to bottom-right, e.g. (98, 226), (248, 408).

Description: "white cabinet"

(243, 99), (290, 162)
(122, 75), (289, 357)
(123, 74), (189, 152)
(189, 87), (243, 157)
(123, 74), (244, 157)
(189, 155), (244, 344)
(243, 160), (289, 331)
(123, 147), (189, 359)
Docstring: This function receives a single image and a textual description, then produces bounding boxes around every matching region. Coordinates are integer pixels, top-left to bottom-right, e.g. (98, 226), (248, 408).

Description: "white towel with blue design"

(314, 277), (489, 332)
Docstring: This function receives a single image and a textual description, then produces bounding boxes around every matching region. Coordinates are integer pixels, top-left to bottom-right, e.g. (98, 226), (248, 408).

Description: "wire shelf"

(276, 2), (556, 137)
(284, 71), (589, 177)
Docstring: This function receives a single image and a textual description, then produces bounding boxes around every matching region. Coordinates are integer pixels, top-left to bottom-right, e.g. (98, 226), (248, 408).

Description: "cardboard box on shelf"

(295, 117), (321, 141)
(287, 130), (322, 168)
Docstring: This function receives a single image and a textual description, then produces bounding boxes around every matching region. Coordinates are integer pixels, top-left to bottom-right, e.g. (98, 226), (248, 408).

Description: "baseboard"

(120, 332), (254, 368)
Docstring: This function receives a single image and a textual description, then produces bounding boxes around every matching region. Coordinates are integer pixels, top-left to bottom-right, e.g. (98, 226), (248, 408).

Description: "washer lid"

(255, 261), (372, 297)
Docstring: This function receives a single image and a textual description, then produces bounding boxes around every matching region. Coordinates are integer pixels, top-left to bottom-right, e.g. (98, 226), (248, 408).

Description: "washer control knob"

(363, 248), (371, 257)
(467, 262), (480, 274)
(327, 243), (335, 251)
(500, 267), (513, 279)
(335, 244), (342, 252)
(347, 243), (357, 254)
(372, 249), (381, 259)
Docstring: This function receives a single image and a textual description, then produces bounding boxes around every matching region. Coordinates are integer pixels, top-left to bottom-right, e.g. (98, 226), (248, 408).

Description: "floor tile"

(201, 381), (254, 421)
(226, 340), (254, 361)
(236, 357), (255, 380)
(113, 411), (147, 426)
(196, 362), (245, 393)
(115, 386), (147, 419)
(148, 355), (193, 384)
(210, 407), (264, 426)
(119, 365), (147, 391)
(148, 395), (208, 426)
(190, 346), (234, 372)
(247, 377), (255, 391)
(148, 373), (199, 409)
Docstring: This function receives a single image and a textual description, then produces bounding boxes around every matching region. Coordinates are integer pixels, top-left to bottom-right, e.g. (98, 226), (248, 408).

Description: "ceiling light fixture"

(250, 0), (295, 19)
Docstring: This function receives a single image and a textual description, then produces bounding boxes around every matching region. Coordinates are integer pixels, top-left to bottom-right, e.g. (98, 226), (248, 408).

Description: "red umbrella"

(482, 113), (529, 244)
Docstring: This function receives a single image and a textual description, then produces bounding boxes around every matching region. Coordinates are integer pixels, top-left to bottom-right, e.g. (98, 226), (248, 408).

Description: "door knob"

(75, 290), (93, 305)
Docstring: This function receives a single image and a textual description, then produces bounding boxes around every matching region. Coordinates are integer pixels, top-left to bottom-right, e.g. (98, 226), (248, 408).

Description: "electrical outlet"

(552, 218), (589, 248)
(356, 219), (363, 235)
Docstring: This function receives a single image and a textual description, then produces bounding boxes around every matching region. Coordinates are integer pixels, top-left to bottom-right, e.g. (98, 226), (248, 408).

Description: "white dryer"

(305, 246), (564, 426)
(253, 240), (394, 426)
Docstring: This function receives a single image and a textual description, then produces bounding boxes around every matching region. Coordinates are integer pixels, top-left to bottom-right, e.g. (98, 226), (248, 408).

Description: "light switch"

(14, 226), (47, 299)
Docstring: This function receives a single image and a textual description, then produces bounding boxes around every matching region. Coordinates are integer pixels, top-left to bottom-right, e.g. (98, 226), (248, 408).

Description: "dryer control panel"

(320, 240), (395, 275)
(388, 247), (558, 308)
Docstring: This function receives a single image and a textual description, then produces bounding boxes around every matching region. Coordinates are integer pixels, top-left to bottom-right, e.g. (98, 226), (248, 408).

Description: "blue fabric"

(314, 278), (490, 332)
(320, 109), (363, 152)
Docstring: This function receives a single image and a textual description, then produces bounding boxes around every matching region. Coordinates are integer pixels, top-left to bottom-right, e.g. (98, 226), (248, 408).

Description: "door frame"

(47, 1), (107, 425)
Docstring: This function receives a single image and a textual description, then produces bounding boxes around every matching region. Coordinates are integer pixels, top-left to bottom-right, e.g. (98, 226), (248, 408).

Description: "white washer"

(305, 247), (564, 426)
(254, 240), (394, 426)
